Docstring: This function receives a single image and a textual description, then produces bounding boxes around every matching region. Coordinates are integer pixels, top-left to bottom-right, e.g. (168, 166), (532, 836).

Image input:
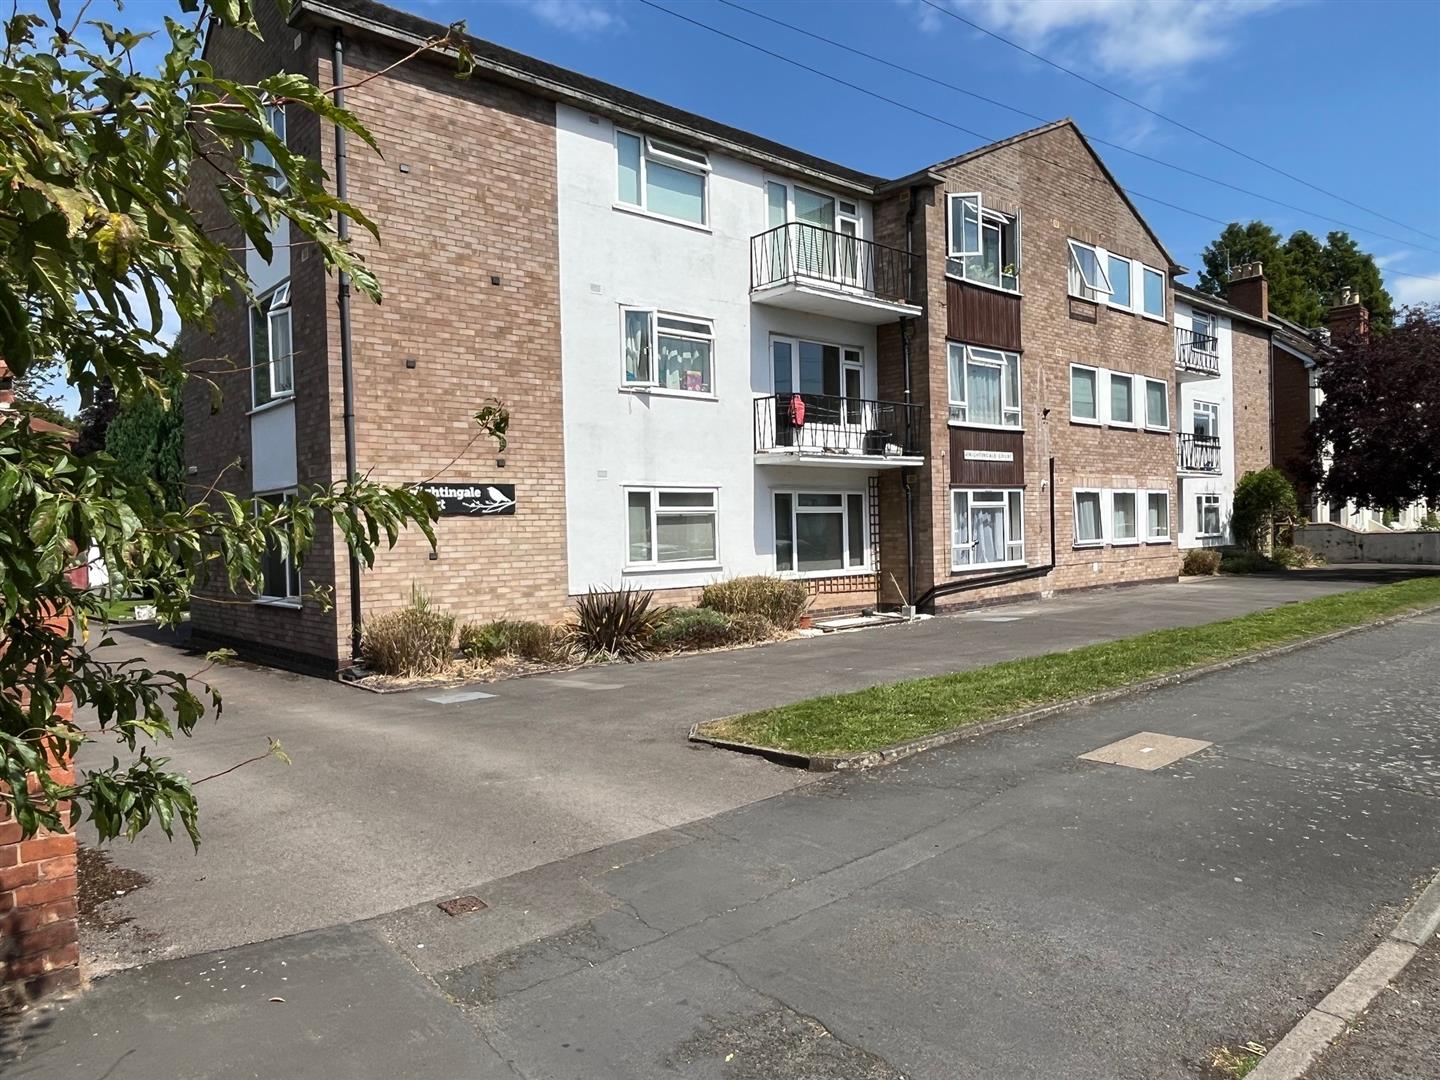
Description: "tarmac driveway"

(75, 566), (1429, 968)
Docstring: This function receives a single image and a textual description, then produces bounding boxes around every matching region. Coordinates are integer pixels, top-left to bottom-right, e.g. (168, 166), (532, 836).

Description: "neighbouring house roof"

(291, 0), (886, 195)
(1173, 281), (1275, 332)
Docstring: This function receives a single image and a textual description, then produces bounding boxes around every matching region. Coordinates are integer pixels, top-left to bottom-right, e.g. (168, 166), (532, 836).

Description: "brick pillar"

(0, 695), (80, 1004)
(1225, 262), (1269, 321)
(1327, 286), (1370, 342)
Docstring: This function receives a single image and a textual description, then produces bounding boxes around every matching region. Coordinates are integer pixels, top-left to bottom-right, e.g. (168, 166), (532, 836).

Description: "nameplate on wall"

(963, 449), (1015, 463)
(413, 483), (516, 516)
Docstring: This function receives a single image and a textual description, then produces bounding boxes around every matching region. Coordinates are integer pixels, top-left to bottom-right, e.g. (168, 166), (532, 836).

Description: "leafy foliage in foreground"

(700, 578), (1440, 756)
(0, 2), (476, 846)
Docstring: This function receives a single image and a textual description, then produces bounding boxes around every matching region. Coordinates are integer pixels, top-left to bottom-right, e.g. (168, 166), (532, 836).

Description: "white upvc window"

(251, 102), (287, 190)
(626, 488), (718, 567)
(250, 281), (293, 408)
(1070, 363), (1099, 424)
(1144, 377), (1170, 431)
(1146, 490), (1171, 542)
(1106, 253), (1132, 309)
(1192, 399), (1220, 437)
(1067, 239), (1113, 302)
(1108, 371), (1136, 427)
(615, 129), (709, 225)
(1195, 492), (1222, 537)
(1190, 308), (1217, 349)
(621, 308), (713, 394)
(774, 490), (868, 575)
(947, 192), (1020, 292)
(1142, 265), (1167, 319)
(254, 490), (301, 604)
(948, 343), (1021, 427)
(1073, 489), (1104, 547)
(1111, 490), (1140, 545)
(951, 489), (1025, 570)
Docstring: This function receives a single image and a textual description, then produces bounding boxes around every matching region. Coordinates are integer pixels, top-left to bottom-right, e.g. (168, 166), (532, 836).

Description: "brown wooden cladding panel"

(946, 279), (1022, 351)
(950, 427), (1026, 487)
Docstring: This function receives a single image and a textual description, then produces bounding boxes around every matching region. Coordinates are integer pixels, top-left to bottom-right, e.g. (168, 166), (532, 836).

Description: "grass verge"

(696, 577), (1440, 757)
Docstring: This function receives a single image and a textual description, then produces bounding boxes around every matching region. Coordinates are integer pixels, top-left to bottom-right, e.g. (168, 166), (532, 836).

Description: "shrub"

(699, 575), (810, 630)
(360, 588), (456, 676)
(1419, 512), (1440, 533)
(570, 585), (661, 661)
(1181, 549), (1222, 576)
(1270, 544), (1326, 569)
(1220, 551), (1278, 575)
(650, 607), (734, 652)
(1232, 468), (1300, 552)
(459, 619), (567, 663)
(726, 612), (777, 643)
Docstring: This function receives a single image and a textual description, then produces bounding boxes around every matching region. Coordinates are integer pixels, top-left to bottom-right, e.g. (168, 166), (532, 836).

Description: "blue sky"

(31, 0), (1440, 406)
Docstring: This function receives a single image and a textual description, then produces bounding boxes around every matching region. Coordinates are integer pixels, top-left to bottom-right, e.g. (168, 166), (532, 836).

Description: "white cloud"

(918, 0), (1289, 82)
(1390, 273), (1440, 308)
(514, 0), (624, 35)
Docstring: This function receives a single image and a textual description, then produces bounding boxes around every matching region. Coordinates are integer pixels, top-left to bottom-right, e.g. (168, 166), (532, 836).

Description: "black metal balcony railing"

(1177, 432), (1222, 473)
(754, 394), (923, 458)
(750, 222), (915, 305)
(1175, 326), (1220, 375)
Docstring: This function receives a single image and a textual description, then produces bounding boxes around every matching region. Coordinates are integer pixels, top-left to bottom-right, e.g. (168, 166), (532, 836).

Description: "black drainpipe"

(332, 29), (363, 662)
(915, 457), (1057, 611)
(901, 186), (920, 608)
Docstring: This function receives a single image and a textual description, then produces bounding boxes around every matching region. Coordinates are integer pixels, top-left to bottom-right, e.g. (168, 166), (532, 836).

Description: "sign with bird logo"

(413, 483), (517, 516)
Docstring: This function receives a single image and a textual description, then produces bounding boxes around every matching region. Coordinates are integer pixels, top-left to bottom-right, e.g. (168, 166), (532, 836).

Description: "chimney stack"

(1327, 285), (1369, 341)
(1224, 261), (1269, 321)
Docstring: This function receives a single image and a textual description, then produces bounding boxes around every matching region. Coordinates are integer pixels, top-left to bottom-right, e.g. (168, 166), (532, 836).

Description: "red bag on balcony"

(789, 395), (806, 427)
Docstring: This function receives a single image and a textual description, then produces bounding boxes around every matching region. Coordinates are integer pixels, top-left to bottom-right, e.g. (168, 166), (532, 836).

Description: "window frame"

(614, 128), (710, 227)
(1145, 490), (1171, 543)
(1141, 265), (1167, 320)
(773, 488), (870, 577)
(624, 486), (720, 570)
(1195, 492), (1223, 538)
(1190, 308), (1217, 350)
(250, 281), (293, 410)
(1143, 377), (1170, 432)
(619, 306), (715, 396)
(1067, 239), (1113, 302)
(950, 488), (1026, 572)
(1069, 363), (1101, 425)
(253, 489), (301, 606)
(1073, 488), (1105, 548)
(948, 343), (1022, 429)
(1105, 252), (1134, 311)
(946, 192), (1021, 293)
(251, 102), (288, 191)
(1110, 489), (1140, 546)
(1192, 399), (1220, 438)
(1107, 371), (1137, 428)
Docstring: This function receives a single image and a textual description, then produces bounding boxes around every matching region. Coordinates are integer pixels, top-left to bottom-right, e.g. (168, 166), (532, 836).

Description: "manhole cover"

(437, 895), (488, 917)
(1078, 731), (1213, 771)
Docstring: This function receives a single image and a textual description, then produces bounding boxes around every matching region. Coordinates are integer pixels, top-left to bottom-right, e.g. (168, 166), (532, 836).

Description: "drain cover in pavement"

(1078, 731), (1213, 771)
(437, 895), (488, 917)
(425, 690), (495, 705)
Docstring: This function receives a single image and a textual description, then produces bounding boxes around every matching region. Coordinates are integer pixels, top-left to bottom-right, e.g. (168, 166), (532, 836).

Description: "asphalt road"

(12, 603), (1440, 1078)
(73, 568), (1414, 967)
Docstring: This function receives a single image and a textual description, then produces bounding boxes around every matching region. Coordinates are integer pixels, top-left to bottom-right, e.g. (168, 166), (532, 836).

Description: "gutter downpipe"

(333, 28), (363, 662)
(915, 457), (1056, 612)
(901, 186), (920, 610)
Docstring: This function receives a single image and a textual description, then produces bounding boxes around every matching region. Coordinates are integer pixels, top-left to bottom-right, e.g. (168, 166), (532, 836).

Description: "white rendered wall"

(555, 104), (883, 594)
(1174, 300), (1236, 548)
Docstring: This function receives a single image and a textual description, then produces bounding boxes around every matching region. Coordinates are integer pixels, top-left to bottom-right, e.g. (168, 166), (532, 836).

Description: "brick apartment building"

(184, 0), (1297, 672)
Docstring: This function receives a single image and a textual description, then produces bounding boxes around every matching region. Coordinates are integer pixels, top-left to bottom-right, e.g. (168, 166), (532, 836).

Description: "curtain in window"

(1072, 369), (1096, 419)
(657, 335), (711, 392)
(973, 506), (1003, 564)
(1076, 493), (1102, 542)
(1146, 381), (1167, 427)
(624, 311), (651, 382)
(968, 363), (1002, 426)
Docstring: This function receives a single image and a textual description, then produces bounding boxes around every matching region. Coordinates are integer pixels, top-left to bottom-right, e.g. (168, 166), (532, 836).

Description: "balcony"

(1177, 432), (1222, 473)
(754, 394), (924, 468)
(750, 222), (923, 325)
(1175, 327), (1220, 376)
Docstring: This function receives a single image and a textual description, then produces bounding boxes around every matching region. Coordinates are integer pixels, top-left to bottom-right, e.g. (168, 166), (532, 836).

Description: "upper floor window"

(252, 103), (287, 190)
(622, 308), (713, 394)
(1069, 239), (1166, 318)
(1190, 308), (1216, 349)
(947, 193), (1019, 292)
(616, 130), (708, 225)
(948, 343), (1020, 427)
(1142, 266), (1166, 318)
(251, 281), (292, 408)
(254, 490), (301, 603)
(1106, 253), (1132, 309)
(1068, 240), (1112, 302)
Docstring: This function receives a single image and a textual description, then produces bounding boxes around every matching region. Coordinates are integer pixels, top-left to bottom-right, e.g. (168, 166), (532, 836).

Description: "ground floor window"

(1195, 492), (1222, 537)
(254, 490), (301, 603)
(951, 489), (1024, 570)
(1146, 491), (1171, 541)
(1074, 489), (1104, 546)
(775, 490), (867, 574)
(1111, 491), (1139, 544)
(627, 488), (718, 566)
